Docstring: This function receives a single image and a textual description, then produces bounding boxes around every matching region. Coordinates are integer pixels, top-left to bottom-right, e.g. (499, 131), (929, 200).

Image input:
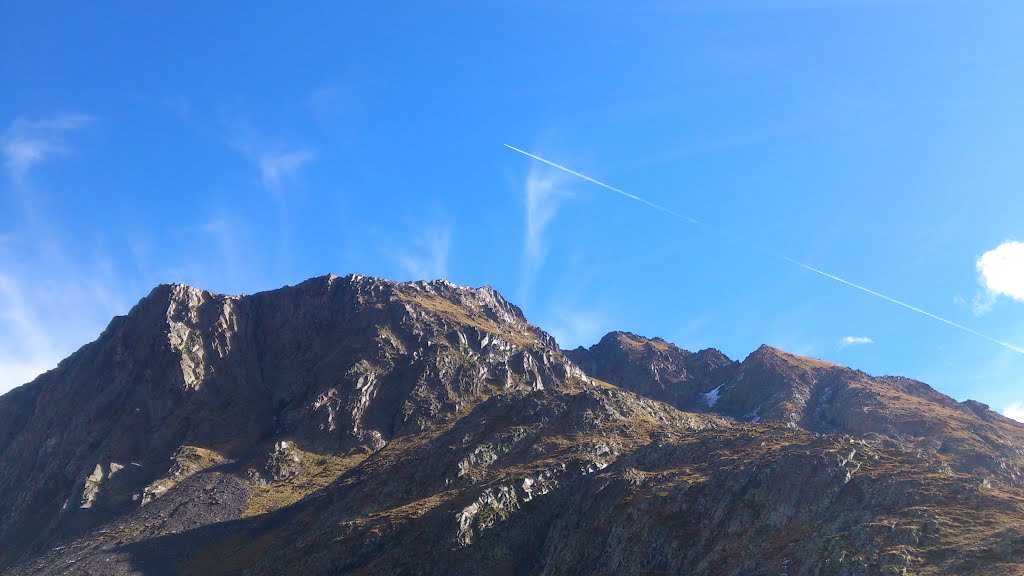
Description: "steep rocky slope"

(0, 275), (585, 567)
(573, 333), (1024, 491)
(2, 275), (1024, 575)
(565, 331), (737, 411)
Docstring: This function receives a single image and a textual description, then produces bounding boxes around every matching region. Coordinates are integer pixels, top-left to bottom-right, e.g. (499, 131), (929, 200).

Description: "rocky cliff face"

(2, 275), (1024, 575)
(574, 334), (1024, 489)
(0, 274), (585, 567)
(565, 331), (737, 411)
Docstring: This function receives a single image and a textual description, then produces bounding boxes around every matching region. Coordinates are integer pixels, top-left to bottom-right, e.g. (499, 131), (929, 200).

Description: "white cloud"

(2, 113), (92, 179)
(228, 128), (315, 193)
(0, 256), (139, 395)
(308, 85), (354, 114)
(839, 336), (874, 348)
(257, 148), (315, 189)
(546, 309), (606, 350)
(0, 110), (130, 394)
(975, 241), (1024, 314)
(1004, 402), (1024, 423)
(0, 274), (54, 356)
(0, 226), (135, 395)
(396, 225), (452, 281)
(0, 360), (60, 392)
(524, 167), (569, 266)
(0, 273), (63, 392)
(197, 217), (245, 282)
(520, 166), (573, 297)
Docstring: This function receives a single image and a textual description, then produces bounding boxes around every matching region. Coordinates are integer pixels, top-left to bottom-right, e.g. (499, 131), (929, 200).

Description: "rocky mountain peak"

(604, 330), (676, 350)
(0, 274), (588, 565)
(566, 331), (738, 412)
(569, 332), (1024, 490)
(744, 343), (840, 370)
(4, 275), (1024, 575)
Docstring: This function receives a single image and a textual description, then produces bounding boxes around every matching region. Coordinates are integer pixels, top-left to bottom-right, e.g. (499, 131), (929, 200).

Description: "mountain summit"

(2, 275), (1023, 575)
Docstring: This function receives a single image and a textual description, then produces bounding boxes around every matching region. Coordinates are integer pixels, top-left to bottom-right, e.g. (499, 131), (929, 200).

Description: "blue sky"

(2, 2), (1023, 418)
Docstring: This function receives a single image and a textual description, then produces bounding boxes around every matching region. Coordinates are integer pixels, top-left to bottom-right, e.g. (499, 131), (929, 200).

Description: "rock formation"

(1, 274), (1023, 575)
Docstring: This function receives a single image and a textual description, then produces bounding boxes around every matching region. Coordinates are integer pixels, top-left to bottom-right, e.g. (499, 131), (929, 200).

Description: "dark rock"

(2, 275), (1024, 575)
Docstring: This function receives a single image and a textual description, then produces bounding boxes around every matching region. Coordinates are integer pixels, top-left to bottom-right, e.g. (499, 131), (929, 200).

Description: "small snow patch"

(701, 382), (727, 407)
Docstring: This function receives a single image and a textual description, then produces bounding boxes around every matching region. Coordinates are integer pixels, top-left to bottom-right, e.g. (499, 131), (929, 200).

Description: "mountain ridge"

(3, 274), (1024, 575)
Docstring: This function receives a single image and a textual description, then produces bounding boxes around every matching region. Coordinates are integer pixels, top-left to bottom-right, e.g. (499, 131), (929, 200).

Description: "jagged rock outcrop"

(577, 333), (1024, 490)
(0, 274), (586, 567)
(2, 276), (1024, 575)
(566, 331), (737, 411)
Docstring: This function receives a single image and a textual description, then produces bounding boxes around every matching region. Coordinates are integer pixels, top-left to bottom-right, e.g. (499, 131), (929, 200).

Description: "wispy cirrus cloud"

(0, 110), (140, 394)
(256, 148), (316, 190)
(505, 146), (1024, 356)
(545, 308), (606, 351)
(0, 272), (57, 373)
(2, 113), (92, 180)
(974, 241), (1024, 315)
(520, 165), (572, 296)
(0, 257), (132, 394)
(307, 85), (356, 115)
(228, 126), (316, 194)
(839, 335), (874, 348)
(395, 225), (452, 281)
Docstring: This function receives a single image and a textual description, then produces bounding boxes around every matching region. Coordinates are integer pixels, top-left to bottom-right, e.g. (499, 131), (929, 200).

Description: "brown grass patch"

(244, 448), (368, 518)
(396, 291), (537, 348)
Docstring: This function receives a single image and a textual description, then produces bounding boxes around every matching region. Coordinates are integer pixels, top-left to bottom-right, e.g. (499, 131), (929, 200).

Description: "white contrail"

(785, 258), (1024, 354)
(505, 144), (1024, 355)
(503, 145), (697, 223)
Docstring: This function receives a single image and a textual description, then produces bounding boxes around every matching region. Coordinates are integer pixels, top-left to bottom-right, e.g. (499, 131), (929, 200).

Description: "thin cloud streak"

(789, 259), (1024, 354)
(546, 309), (605, 350)
(227, 128), (315, 193)
(258, 148), (316, 189)
(0, 111), (139, 393)
(2, 113), (92, 179)
(396, 225), (452, 281)
(0, 273), (54, 359)
(0, 269), (127, 393)
(505, 144), (697, 224)
(519, 165), (572, 299)
(505, 145), (1024, 356)
(839, 335), (874, 348)
(524, 167), (569, 271)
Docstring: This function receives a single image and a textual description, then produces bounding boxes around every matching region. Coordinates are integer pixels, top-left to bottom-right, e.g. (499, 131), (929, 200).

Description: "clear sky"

(2, 2), (1023, 417)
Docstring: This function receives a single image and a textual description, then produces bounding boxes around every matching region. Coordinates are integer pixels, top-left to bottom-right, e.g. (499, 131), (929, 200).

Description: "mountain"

(570, 334), (1024, 485)
(2, 274), (1024, 575)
